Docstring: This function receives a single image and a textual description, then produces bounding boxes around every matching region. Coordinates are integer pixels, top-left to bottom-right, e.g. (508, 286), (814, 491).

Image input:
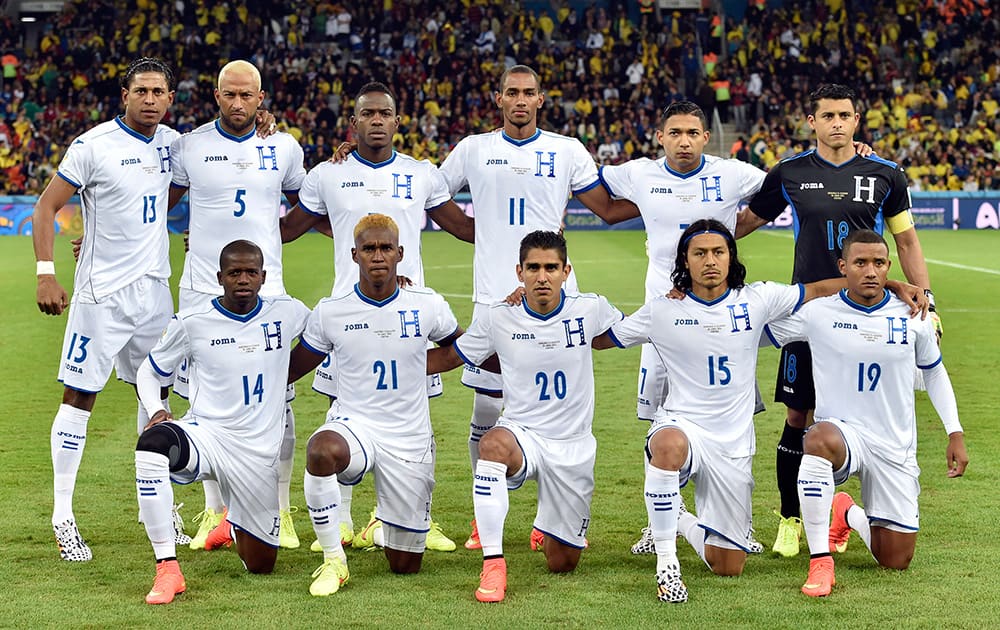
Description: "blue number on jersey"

(857, 362), (882, 392)
(66, 332), (91, 363)
(707, 355), (732, 385)
(142, 195), (157, 224)
(826, 220), (849, 251)
(234, 188), (247, 217)
(242, 373), (264, 404)
(535, 370), (567, 400)
(373, 360), (399, 390)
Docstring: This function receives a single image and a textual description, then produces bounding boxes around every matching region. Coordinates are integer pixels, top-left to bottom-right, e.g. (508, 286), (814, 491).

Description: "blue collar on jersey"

(354, 283), (400, 307)
(838, 288), (891, 313)
(212, 296), (263, 321)
(352, 150), (398, 168)
(522, 289), (566, 320)
(501, 129), (541, 147)
(685, 287), (732, 306)
(663, 155), (706, 179)
(115, 115), (155, 143)
(214, 119), (256, 142)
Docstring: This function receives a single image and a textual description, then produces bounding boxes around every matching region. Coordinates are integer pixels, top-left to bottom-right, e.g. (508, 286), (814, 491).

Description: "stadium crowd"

(1, 0), (998, 195)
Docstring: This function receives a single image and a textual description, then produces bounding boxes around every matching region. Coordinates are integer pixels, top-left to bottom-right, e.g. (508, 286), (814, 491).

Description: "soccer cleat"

(530, 527), (545, 551)
(145, 559), (186, 605)
(172, 503), (191, 546)
(189, 507), (224, 550)
(746, 528), (765, 554)
(464, 519), (482, 550)
(204, 509), (233, 550)
(655, 564), (688, 603)
(829, 492), (855, 553)
(772, 511), (803, 557)
(309, 556), (350, 596)
(279, 507), (300, 549)
(475, 557), (507, 603)
(631, 526), (655, 554)
(54, 519), (92, 562)
(426, 521), (456, 552)
(352, 509), (382, 550)
(801, 556), (836, 597)
(311, 522), (354, 552)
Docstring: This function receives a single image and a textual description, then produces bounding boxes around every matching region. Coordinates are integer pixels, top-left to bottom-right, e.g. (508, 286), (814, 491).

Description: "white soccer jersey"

(297, 150), (452, 296)
(56, 116), (178, 302)
(455, 292), (622, 439)
(610, 282), (804, 457)
(439, 129), (600, 303)
(299, 285), (459, 454)
(147, 295), (309, 459)
(600, 155), (765, 300)
(172, 121), (305, 297)
(764, 289), (942, 463)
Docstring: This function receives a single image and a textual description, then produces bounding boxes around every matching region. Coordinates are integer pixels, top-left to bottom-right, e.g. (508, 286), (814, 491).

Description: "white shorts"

(312, 414), (435, 552)
(637, 344), (669, 420)
(170, 419), (281, 547)
(312, 343), (443, 400)
(58, 276), (172, 392)
(500, 420), (595, 549)
(819, 419), (921, 532)
(647, 416), (754, 552)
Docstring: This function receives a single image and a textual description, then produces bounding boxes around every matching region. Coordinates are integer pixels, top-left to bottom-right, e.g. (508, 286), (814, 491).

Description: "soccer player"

(737, 84), (936, 557)
(286, 214), (462, 596)
(133, 239), (309, 604)
(167, 59), (306, 550)
(427, 230), (623, 602)
(33, 57), (180, 561)
(763, 229), (967, 597)
(279, 81), (473, 552)
(592, 220), (924, 603)
(437, 64), (637, 549)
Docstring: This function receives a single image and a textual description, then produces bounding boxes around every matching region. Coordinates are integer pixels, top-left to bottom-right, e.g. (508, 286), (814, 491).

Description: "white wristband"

(36, 261), (56, 276)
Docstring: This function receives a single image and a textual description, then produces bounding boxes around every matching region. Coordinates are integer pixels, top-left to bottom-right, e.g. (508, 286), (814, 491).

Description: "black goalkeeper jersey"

(749, 150), (911, 284)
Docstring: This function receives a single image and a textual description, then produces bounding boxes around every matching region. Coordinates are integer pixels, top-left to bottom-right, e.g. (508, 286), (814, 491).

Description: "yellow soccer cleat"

(771, 512), (803, 558)
(279, 507), (300, 549)
(310, 556), (350, 597)
(425, 521), (456, 552)
(189, 507), (224, 550)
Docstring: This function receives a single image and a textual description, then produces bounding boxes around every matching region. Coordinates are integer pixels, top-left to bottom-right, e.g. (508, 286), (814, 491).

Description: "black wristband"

(924, 289), (936, 312)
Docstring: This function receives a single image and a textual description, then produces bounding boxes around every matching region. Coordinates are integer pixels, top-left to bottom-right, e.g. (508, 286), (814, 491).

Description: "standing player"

(286, 215), (462, 596)
(427, 231), (623, 602)
(167, 60), (306, 550)
(738, 84), (936, 557)
(133, 240), (310, 604)
(438, 65), (637, 549)
(32, 57), (180, 561)
(763, 229), (967, 597)
(280, 81), (473, 552)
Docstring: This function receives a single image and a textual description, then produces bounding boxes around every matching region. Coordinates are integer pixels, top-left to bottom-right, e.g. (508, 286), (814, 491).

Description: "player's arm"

(575, 185), (641, 224)
(280, 205), (328, 242)
(428, 200), (475, 243)
(591, 331), (618, 350)
(426, 345), (465, 373)
(136, 357), (174, 428)
(889, 223), (939, 333)
(168, 184), (188, 210)
(735, 207), (769, 238)
(921, 362), (968, 477)
(32, 175), (77, 315)
(288, 341), (327, 384)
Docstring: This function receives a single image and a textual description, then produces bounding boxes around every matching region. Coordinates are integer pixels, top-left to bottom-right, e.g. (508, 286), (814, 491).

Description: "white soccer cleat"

(172, 503), (191, 546)
(54, 519), (92, 562)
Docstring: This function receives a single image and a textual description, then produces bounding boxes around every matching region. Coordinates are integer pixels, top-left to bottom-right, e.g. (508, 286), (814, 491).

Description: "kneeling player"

(133, 240), (309, 604)
(287, 214), (461, 596)
(763, 229), (967, 597)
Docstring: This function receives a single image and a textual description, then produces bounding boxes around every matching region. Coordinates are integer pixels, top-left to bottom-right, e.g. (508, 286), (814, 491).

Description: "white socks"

(644, 465), (681, 571)
(51, 404), (90, 525)
(278, 403), (295, 512)
(135, 450), (175, 560)
(338, 483), (354, 531)
(798, 453), (835, 556)
(202, 479), (225, 512)
(473, 460), (508, 557)
(468, 394), (503, 468)
(305, 471), (345, 560)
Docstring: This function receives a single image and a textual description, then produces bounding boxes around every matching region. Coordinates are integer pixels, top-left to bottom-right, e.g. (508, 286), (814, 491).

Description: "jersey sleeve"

(424, 163), (453, 211)
(880, 165), (912, 219)
(298, 303), (333, 355)
(598, 163), (634, 199)
(914, 315), (943, 369)
(146, 315), (191, 377)
(427, 291), (460, 342)
(453, 306), (495, 366)
(594, 294), (625, 334)
(288, 298), (312, 338)
(737, 160), (767, 200)
(56, 134), (93, 189)
(169, 134), (190, 188)
(608, 302), (652, 348)
(281, 138), (307, 193)
(763, 306), (808, 348)
(747, 164), (787, 222)
(569, 139), (601, 194)
(757, 281), (806, 323)
(296, 165), (329, 217)
(438, 137), (470, 196)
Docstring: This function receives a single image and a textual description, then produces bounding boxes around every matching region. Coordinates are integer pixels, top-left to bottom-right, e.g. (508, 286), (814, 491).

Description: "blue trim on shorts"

(58, 380), (102, 394)
(534, 526), (585, 550)
(379, 517), (430, 534)
(230, 519), (280, 549)
(699, 523), (751, 553)
(867, 515), (919, 532)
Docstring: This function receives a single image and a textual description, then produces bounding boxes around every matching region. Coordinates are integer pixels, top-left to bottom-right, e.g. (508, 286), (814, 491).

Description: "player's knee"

(545, 550), (580, 573)
(306, 431), (349, 475)
(477, 428), (516, 464)
(243, 554), (277, 574)
(648, 428), (687, 470)
(802, 423), (842, 459)
(874, 545), (914, 570)
(386, 551), (423, 574)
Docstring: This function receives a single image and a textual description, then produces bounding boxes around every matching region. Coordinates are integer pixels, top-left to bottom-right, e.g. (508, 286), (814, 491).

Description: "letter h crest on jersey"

(261, 321), (283, 350)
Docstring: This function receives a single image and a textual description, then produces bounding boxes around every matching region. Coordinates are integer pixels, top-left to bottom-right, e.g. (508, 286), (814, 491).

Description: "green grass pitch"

(0, 228), (996, 627)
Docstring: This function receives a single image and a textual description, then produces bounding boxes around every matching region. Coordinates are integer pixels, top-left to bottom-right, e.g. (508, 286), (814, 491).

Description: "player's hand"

(183, 229), (190, 253)
(328, 141), (356, 163)
(144, 409), (174, 432)
(37, 275), (69, 315)
(852, 141), (874, 158)
(930, 311), (943, 341)
(396, 274), (413, 288)
(504, 286), (526, 305)
(885, 280), (928, 318)
(945, 431), (968, 478)
(666, 287), (685, 300)
(71, 236), (82, 261)
(256, 109), (278, 138)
